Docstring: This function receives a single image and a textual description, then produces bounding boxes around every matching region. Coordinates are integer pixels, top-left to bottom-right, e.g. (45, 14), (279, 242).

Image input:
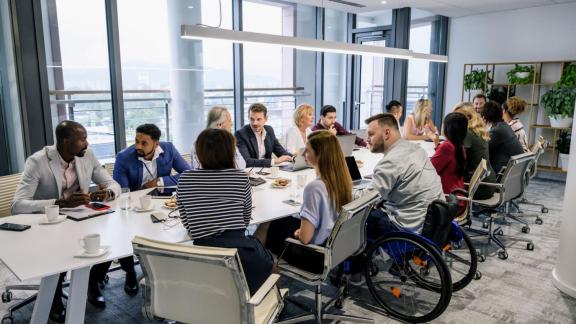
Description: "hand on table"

(56, 193), (90, 208)
(293, 228), (301, 240)
(141, 179), (158, 189)
(89, 189), (110, 202)
(274, 155), (293, 164)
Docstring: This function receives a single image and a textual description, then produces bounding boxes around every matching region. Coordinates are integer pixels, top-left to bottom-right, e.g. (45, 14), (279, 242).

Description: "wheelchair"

(358, 195), (479, 323)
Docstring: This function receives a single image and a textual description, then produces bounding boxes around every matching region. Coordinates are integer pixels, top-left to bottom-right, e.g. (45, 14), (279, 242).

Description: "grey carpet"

(1, 178), (576, 323)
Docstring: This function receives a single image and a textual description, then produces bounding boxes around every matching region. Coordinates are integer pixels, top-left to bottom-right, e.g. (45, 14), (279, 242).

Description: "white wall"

(444, 2), (576, 114)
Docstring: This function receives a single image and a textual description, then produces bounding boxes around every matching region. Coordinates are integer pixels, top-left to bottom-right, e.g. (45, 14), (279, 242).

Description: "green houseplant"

(541, 86), (576, 128)
(556, 130), (571, 171)
(556, 63), (576, 88)
(464, 69), (493, 91)
(506, 64), (534, 85)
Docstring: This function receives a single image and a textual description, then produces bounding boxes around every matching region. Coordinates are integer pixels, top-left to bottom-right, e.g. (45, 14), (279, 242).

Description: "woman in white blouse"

(284, 103), (314, 155)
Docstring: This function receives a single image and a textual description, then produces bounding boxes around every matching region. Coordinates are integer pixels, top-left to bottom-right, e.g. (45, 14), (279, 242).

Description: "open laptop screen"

(345, 156), (362, 181)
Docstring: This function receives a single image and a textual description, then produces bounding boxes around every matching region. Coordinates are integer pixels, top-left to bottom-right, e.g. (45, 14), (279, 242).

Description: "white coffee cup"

(45, 205), (59, 222)
(139, 195), (152, 210)
(79, 234), (101, 254)
(270, 166), (279, 178)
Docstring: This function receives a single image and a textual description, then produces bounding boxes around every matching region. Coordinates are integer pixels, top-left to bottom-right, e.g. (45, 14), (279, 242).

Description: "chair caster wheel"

(474, 271), (482, 280)
(495, 229), (504, 236)
(527, 242), (534, 251)
(335, 298), (344, 309)
(1, 291), (12, 303)
(477, 254), (486, 262)
(482, 222), (489, 229)
(535, 218), (543, 225)
(541, 207), (548, 214)
(498, 251), (508, 260)
(521, 226), (530, 234)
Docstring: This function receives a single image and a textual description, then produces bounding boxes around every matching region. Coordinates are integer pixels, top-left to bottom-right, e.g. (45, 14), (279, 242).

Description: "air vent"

(327, 0), (366, 8)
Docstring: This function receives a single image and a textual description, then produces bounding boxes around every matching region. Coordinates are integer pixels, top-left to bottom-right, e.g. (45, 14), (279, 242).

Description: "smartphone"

(88, 202), (111, 211)
(0, 223), (31, 232)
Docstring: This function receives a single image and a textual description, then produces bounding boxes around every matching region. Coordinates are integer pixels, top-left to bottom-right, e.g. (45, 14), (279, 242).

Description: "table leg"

(29, 273), (59, 324)
(65, 266), (91, 324)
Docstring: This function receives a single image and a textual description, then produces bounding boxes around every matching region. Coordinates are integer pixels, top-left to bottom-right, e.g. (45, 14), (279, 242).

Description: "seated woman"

(481, 101), (524, 175)
(431, 113), (468, 199)
(453, 102), (497, 199)
(403, 98), (439, 141)
(502, 96), (529, 152)
(258, 130), (352, 273)
(284, 103), (314, 155)
(177, 128), (273, 295)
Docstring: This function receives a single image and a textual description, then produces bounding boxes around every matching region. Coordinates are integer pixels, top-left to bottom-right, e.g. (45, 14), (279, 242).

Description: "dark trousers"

(118, 256), (136, 276)
(194, 230), (273, 296)
(266, 217), (325, 274)
(52, 261), (111, 306)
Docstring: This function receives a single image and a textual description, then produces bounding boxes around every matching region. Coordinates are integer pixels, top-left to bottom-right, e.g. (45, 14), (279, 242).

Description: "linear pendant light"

(181, 25), (448, 62)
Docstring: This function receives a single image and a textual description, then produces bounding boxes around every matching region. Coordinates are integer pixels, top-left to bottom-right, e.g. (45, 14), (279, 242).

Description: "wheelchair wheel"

(442, 230), (478, 291)
(364, 232), (452, 323)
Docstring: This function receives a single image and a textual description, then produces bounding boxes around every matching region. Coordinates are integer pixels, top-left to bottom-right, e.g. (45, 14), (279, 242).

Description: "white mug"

(45, 205), (59, 222)
(139, 195), (152, 210)
(79, 234), (101, 254)
(270, 166), (279, 178)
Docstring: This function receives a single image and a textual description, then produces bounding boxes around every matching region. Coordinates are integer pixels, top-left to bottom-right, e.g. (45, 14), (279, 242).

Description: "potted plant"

(541, 86), (576, 128)
(464, 69), (493, 91)
(557, 130), (571, 171)
(556, 63), (576, 88)
(506, 64), (535, 85)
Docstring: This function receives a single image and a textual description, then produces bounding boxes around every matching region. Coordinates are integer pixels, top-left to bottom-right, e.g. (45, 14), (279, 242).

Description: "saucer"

(133, 206), (155, 213)
(39, 215), (67, 225)
(74, 246), (111, 258)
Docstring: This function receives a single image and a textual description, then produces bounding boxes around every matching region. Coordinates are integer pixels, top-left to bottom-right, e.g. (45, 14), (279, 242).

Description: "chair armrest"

(445, 193), (470, 202)
(284, 237), (326, 253)
(249, 274), (280, 305)
(477, 182), (504, 190)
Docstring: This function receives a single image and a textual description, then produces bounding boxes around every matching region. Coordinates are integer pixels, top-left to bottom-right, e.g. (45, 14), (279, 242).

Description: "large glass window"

(118, 0), (233, 154)
(42, 0), (115, 160)
(407, 9), (435, 116)
(323, 8), (347, 122)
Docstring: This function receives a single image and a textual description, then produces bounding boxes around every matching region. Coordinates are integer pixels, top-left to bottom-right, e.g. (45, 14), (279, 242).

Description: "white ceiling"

(283, 0), (576, 17)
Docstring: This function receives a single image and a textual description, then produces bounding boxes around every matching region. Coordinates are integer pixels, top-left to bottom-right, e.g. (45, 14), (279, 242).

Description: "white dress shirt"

(139, 145), (164, 187)
(284, 127), (311, 154)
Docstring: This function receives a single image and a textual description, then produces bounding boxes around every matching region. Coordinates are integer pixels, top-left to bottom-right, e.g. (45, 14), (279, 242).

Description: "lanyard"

(142, 161), (154, 178)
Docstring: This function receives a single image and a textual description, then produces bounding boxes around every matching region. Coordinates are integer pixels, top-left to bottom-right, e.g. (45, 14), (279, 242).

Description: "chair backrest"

(325, 191), (380, 269)
(467, 158), (489, 199)
(132, 236), (256, 324)
(422, 195), (460, 247)
(527, 136), (547, 179)
(499, 152), (535, 201)
(0, 173), (22, 217)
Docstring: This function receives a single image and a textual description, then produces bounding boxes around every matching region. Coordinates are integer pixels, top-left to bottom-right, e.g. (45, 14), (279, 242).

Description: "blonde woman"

(502, 96), (529, 152)
(403, 99), (439, 140)
(453, 102), (496, 199)
(284, 103), (314, 154)
(259, 130), (352, 273)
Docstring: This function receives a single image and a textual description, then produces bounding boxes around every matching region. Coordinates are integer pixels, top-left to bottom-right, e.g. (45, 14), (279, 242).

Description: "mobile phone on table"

(0, 223), (31, 232)
(88, 202), (111, 211)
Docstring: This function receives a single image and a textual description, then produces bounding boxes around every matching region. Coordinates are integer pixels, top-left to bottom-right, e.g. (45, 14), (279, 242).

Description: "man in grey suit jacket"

(235, 103), (293, 167)
(11, 121), (120, 322)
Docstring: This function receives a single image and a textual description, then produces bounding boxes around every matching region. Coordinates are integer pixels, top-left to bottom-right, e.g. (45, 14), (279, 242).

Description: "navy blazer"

(235, 125), (292, 167)
(113, 142), (191, 191)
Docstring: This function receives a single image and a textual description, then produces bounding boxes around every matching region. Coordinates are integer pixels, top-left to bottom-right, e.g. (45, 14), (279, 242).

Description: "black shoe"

(124, 271), (139, 296)
(87, 286), (106, 308)
(49, 298), (66, 323)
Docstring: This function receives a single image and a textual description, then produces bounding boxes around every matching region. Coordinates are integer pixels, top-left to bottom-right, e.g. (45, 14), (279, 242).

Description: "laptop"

(280, 155), (312, 172)
(337, 135), (356, 156)
(345, 156), (372, 188)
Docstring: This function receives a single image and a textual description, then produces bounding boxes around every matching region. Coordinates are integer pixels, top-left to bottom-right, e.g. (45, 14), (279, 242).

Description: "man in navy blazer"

(113, 123), (190, 295)
(235, 103), (293, 167)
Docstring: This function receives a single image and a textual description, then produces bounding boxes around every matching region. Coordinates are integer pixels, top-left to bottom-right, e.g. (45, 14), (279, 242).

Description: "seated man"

(113, 123), (190, 295)
(235, 103), (293, 168)
(364, 113), (444, 234)
(11, 120), (121, 322)
(312, 105), (367, 147)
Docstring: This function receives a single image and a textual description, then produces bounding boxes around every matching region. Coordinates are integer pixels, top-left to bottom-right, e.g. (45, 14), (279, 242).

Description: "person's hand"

(89, 189), (110, 202)
(56, 193), (90, 208)
(328, 125), (337, 136)
(294, 228), (301, 239)
(141, 179), (158, 189)
(274, 155), (293, 164)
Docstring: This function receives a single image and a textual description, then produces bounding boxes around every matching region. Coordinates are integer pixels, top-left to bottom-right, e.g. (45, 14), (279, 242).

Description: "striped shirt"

(508, 119), (529, 152)
(177, 169), (252, 240)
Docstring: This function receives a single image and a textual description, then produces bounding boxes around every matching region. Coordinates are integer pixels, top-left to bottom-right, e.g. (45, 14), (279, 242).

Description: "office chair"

(276, 191), (380, 324)
(132, 236), (285, 324)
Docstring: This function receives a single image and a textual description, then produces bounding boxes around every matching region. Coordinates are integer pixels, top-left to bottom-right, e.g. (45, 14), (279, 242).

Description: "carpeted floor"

(1, 178), (575, 323)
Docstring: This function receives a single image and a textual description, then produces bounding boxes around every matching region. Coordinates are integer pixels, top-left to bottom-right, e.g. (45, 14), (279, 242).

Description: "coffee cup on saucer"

(139, 195), (152, 210)
(45, 205), (59, 222)
(79, 234), (101, 254)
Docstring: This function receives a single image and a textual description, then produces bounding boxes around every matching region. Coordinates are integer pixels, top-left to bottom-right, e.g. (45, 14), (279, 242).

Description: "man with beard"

(11, 120), (121, 321)
(113, 123), (190, 296)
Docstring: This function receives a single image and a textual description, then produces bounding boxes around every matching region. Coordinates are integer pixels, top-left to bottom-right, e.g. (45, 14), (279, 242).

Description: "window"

(323, 9), (347, 122)
(407, 9), (435, 116)
(118, 0), (234, 154)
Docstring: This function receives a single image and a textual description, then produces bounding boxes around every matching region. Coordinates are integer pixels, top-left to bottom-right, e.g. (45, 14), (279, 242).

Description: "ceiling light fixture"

(381, 1), (387, 4)
(181, 25), (448, 62)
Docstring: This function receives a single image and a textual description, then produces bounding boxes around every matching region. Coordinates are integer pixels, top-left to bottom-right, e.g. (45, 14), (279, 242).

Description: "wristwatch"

(107, 189), (115, 200)
(157, 179), (162, 187)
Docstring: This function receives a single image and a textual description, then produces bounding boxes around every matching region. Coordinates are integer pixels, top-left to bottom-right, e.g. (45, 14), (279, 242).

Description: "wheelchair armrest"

(477, 182), (504, 190)
(284, 237), (326, 253)
(248, 273), (280, 305)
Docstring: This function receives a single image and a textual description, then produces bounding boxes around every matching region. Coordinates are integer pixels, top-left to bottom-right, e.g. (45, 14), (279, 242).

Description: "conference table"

(0, 141), (436, 324)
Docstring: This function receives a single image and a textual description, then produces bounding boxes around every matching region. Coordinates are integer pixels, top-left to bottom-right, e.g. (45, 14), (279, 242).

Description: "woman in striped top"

(502, 96), (530, 152)
(177, 128), (272, 295)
